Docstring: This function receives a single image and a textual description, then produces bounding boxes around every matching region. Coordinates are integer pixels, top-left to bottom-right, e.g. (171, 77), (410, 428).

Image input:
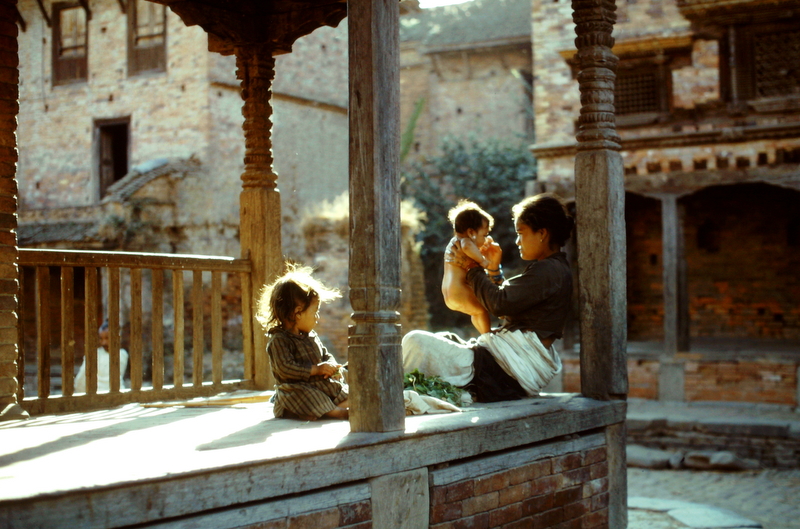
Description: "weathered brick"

(582, 508), (608, 528)
(462, 492), (499, 517)
(563, 498), (591, 521)
(553, 518), (583, 529)
(582, 447), (607, 466)
(553, 486), (582, 507)
(532, 475), (563, 496)
(474, 472), (509, 495)
(523, 493), (554, 516)
(591, 492), (609, 512)
(237, 519), (285, 529)
(527, 459), (552, 480)
(452, 512), (490, 529)
(488, 503), (522, 526)
(339, 500), (370, 525)
(445, 480), (474, 502)
(562, 467), (591, 487)
(287, 507), (339, 529)
(499, 481), (530, 507)
(533, 507), (564, 528)
(553, 453), (582, 472)
(589, 462), (608, 480)
(431, 502), (462, 524)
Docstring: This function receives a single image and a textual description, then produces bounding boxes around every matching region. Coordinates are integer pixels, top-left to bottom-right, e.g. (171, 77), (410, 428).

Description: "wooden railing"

(17, 249), (257, 415)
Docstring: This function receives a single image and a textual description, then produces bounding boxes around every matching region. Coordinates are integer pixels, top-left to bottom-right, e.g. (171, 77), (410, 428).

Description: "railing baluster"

(109, 267), (121, 393)
(211, 271), (222, 386)
(241, 271), (254, 381)
(61, 267), (74, 397)
(173, 270), (184, 388)
(152, 268), (164, 391)
(192, 270), (203, 387)
(130, 268), (143, 391)
(35, 267), (51, 399)
(85, 267), (98, 395)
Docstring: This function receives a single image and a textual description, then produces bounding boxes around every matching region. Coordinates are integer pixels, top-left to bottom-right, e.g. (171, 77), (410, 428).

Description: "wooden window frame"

(614, 57), (674, 127)
(52, 2), (88, 86)
(127, 0), (167, 76)
(721, 20), (800, 109)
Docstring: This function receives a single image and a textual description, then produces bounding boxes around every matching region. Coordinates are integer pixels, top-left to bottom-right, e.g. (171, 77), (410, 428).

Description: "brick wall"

(429, 435), (610, 529)
(562, 355), (798, 405)
(626, 193), (664, 340)
(0, 0), (19, 410)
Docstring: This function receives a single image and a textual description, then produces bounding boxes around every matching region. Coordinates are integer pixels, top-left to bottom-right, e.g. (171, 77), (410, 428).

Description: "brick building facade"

(531, 0), (800, 404)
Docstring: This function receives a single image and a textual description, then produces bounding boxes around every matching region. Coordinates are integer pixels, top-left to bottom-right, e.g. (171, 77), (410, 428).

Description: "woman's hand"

(481, 236), (502, 270)
(444, 237), (479, 270)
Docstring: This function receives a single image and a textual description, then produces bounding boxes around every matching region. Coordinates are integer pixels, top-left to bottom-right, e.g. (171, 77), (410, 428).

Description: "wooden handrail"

(18, 249), (251, 272)
(17, 248), (257, 415)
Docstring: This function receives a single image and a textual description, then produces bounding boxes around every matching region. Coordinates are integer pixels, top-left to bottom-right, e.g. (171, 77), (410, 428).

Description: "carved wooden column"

(236, 45), (282, 390)
(347, 0), (405, 432)
(572, 0), (627, 525)
(659, 194), (689, 401)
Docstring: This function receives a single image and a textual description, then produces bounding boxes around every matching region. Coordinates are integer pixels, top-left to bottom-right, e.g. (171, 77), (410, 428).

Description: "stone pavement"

(625, 398), (800, 529)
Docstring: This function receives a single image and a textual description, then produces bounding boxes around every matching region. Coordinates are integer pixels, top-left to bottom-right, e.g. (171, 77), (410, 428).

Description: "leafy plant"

(403, 369), (464, 406)
(400, 137), (537, 331)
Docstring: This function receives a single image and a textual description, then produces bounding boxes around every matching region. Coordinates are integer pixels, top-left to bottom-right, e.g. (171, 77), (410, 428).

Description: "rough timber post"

(236, 45), (281, 390)
(659, 194), (688, 401)
(347, 0), (405, 432)
(572, 0), (628, 525)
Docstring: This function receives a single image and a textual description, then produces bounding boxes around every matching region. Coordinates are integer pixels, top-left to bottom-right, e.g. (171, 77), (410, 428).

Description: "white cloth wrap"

(402, 330), (475, 387)
(476, 329), (562, 396)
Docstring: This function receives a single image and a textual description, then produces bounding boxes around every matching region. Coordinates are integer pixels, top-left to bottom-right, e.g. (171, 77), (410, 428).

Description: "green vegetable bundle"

(403, 369), (465, 406)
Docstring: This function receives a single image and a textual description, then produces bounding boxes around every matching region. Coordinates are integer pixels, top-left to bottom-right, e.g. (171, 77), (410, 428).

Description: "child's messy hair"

(256, 262), (341, 331)
(447, 199), (494, 235)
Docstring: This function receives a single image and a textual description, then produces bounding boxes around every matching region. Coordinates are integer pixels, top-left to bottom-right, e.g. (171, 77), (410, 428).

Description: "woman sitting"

(402, 193), (574, 402)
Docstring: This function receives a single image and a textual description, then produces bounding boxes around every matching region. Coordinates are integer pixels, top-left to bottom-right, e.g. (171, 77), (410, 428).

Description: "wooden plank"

(109, 268), (122, 393)
(130, 268), (143, 392)
(3, 399), (625, 528)
(606, 421), (628, 529)
(241, 271), (254, 381)
(192, 270), (203, 387)
(347, 0), (405, 433)
(661, 194), (679, 357)
(35, 267), (51, 399)
(16, 270), (25, 402)
(152, 269), (165, 391)
(18, 249), (250, 272)
(173, 271), (184, 388)
(85, 267), (99, 396)
(211, 271), (222, 386)
(60, 267), (75, 397)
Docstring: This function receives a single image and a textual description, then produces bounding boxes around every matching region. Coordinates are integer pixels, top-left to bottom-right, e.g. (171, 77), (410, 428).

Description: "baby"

(257, 263), (349, 420)
(441, 200), (494, 334)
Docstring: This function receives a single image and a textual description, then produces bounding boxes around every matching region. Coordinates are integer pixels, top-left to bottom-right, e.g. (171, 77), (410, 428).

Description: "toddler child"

(257, 263), (349, 420)
(442, 200), (494, 334)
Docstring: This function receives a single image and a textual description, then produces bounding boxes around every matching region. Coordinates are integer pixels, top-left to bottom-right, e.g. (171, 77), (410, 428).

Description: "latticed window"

(753, 28), (800, 98)
(615, 71), (660, 115)
(52, 3), (88, 85)
(723, 20), (800, 102)
(128, 0), (167, 75)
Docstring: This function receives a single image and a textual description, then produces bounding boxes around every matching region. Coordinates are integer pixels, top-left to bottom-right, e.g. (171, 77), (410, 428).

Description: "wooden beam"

(36, 0), (51, 27)
(573, 0), (628, 402)
(14, 6), (27, 32)
(117, 0), (127, 14)
(347, 0), (405, 433)
(77, 0), (92, 20)
(660, 194), (690, 356)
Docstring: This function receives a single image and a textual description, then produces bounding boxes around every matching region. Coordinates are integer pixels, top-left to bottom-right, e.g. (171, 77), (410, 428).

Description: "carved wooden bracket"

(572, 0), (621, 151)
(151, 0), (347, 56)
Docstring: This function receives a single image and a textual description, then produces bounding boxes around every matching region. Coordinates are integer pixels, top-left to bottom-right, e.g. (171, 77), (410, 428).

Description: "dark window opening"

(697, 220), (721, 253)
(97, 121), (129, 197)
(128, 0), (166, 75)
(52, 3), (88, 85)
